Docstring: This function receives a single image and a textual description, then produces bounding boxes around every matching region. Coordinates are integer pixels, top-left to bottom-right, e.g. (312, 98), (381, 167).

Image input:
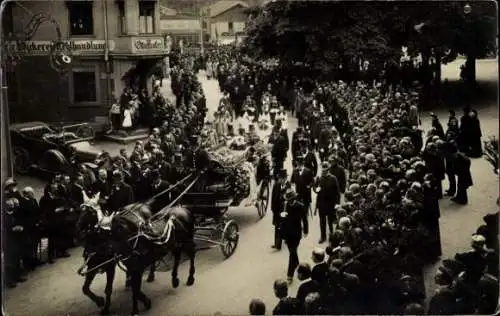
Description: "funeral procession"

(0, 0), (498, 315)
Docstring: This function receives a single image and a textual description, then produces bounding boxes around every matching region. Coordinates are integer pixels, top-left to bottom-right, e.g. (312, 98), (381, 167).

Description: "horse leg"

(171, 249), (181, 288)
(137, 269), (152, 311)
(125, 271), (131, 288)
(82, 271), (105, 308)
(131, 270), (151, 315)
(146, 263), (155, 283)
(100, 264), (116, 315)
(186, 242), (196, 286)
(131, 271), (140, 315)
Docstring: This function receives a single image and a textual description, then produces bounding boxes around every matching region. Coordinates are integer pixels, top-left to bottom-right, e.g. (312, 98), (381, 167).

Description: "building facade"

(5, 0), (168, 123)
(160, 6), (204, 47)
(207, 1), (248, 45)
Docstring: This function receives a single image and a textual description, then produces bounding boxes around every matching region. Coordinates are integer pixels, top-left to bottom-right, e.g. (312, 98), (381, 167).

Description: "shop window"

(6, 72), (18, 103)
(73, 70), (97, 103)
(202, 20), (208, 29)
(228, 22), (234, 34)
(139, 1), (155, 34)
(117, 1), (126, 34)
(68, 1), (94, 36)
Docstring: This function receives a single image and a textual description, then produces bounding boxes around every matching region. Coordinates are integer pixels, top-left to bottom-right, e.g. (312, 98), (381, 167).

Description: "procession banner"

(4, 40), (116, 55)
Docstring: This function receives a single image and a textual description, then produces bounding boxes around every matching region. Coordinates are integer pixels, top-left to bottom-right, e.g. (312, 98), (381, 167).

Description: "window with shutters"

(68, 1), (94, 36)
(139, 1), (155, 34)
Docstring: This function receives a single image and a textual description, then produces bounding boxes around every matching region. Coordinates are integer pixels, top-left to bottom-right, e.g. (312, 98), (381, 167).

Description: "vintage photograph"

(1, 0), (498, 315)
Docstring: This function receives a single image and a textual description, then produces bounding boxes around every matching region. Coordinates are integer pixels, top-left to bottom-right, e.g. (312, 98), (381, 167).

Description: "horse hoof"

(144, 298), (152, 310)
(96, 297), (105, 308)
(186, 277), (195, 286)
(172, 277), (180, 288)
(146, 275), (155, 283)
(100, 307), (110, 315)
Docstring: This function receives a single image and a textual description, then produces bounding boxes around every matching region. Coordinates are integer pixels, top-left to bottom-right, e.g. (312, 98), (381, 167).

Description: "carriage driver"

(107, 170), (134, 213)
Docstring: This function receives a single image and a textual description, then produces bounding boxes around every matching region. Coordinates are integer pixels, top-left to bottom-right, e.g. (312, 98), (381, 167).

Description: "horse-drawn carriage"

(169, 141), (271, 258)
(76, 141), (271, 315)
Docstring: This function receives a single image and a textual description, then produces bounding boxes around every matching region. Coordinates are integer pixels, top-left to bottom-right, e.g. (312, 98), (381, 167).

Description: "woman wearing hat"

(280, 184), (305, 283)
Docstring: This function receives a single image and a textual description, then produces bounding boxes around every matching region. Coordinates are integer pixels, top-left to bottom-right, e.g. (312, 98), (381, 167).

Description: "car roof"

(10, 121), (51, 132)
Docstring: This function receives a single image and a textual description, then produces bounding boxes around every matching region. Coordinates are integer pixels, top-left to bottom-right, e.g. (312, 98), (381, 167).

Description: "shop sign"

(4, 40), (115, 55)
(133, 38), (164, 51)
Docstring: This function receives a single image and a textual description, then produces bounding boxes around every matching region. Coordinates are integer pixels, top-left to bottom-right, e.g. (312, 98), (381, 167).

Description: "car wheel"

(13, 146), (31, 174)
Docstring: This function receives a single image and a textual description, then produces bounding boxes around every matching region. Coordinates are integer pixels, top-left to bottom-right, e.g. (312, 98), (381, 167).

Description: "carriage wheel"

(256, 182), (269, 219)
(220, 220), (239, 258)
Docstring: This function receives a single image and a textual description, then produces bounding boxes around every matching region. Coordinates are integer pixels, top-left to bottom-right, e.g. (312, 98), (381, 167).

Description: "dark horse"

(76, 192), (117, 315)
(110, 203), (196, 315)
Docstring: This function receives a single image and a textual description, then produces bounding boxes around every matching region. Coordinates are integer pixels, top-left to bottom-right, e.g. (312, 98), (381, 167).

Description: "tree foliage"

(243, 0), (497, 66)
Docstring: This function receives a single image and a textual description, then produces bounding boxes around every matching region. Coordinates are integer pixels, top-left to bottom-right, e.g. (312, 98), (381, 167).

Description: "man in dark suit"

(452, 150), (473, 205)
(311, 247), (329, 287)
(281, 185), (305, 282)
(329, 156), (346, 195)
(271, 129), (290, 178)
(291, 127), (304, 165)
(91, 169), (111, 205)
(291, 156), (314, 236)
(108, 170), (135, 212)
(314, 162), (341, 243)
(303, 142), (318, 177)
(271, 170), (287, 250)
(148, 170), (171, 213)
(296, 263), (320, 312)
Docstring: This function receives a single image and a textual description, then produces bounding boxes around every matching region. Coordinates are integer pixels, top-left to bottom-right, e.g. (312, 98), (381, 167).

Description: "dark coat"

(330, 165), (346, 193)
(149, 179), (171, 213)
(304, 151), (318, 177)
(296, 279), (321, 309)
(271, 180), (286, 225)
(107, 182), (135, 212)
(281, 198), (304, 242)
(315, 173), (341, 212)
(273, 297), (301, 315)
(291, 167), (314, 203)
(91, 180), (111, 198)
(454, 152), (473, 188)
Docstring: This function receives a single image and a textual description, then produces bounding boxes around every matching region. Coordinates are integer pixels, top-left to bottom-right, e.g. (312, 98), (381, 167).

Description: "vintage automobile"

(10, 121), (103, 176)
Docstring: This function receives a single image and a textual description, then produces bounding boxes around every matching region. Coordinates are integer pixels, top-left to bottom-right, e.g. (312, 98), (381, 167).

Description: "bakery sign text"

(5, 40), (116, 55)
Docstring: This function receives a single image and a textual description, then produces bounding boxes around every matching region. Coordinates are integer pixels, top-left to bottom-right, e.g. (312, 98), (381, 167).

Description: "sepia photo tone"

(1, 0), (498, 315)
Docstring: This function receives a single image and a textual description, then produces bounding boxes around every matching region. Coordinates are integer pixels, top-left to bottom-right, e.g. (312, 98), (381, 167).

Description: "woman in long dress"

(122, 104), (133, 133)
